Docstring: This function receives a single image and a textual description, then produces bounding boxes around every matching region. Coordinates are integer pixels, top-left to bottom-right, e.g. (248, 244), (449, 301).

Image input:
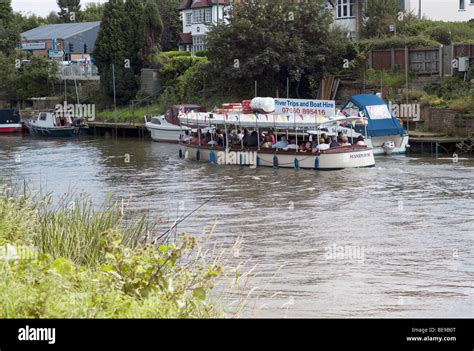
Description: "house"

(400, 0), (474, 22)
(328, 0), (364, 40)
(178, 0), (233, 53)
(20, 21), (101, 61)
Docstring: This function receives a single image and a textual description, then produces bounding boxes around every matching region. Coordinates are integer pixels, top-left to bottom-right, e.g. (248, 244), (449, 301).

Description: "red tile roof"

(178, 32), (193, 44)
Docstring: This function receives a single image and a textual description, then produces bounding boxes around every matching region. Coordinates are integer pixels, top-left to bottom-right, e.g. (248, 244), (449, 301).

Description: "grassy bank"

(0, 186), (225, 318)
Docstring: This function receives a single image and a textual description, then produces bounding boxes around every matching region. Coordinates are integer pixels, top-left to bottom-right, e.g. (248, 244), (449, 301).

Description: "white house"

(329, 0), (364, 39)
(401, 0), (474, 22)
(178, 0), (232, 53)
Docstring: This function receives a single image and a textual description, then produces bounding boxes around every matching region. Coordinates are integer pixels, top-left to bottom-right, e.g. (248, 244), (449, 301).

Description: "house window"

(205, 8), (212, 23)
(186, 13), (192, 26)
(460, 0), (465, 10)
(193, 9), (205, 24)
(337, 0), (355, 19)
(193, 35), (207, 52)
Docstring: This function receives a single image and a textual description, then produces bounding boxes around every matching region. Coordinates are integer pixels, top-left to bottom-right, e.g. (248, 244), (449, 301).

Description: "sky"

(12, 0), (108, 17)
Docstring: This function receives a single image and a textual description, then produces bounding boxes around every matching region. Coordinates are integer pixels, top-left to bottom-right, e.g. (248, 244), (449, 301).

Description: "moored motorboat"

(0, 109), (22, 134)
(341, 94), (409, 155)
(145, 105), (206, 143)
(26, 111), (89, 137)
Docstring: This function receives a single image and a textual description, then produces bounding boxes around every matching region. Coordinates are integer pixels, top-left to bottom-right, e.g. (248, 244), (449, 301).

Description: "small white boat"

(177, 110), (375, 170)
(145, 105), (206, 143)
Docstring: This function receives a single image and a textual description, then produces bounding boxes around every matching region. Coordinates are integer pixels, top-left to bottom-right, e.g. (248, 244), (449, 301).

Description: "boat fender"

(294, 158), (299, 170)
(314, 156), (319, 170)
(184, 150), (189, 160)
(196, 149), (201, 162)
(179, 149), (183, 159)
(210, 150), (216, 164)
(273, 155), (279, 168)
(239, 153), (243, 166)
(256, 156), (260, 168)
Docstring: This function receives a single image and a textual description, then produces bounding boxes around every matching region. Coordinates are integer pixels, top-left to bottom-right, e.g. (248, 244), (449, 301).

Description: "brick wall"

(425, 108), (474, 137)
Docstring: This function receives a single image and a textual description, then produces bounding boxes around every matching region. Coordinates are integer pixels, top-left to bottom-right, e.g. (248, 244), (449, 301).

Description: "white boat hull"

(180, 145), (375, 170)
(147, 124), (183, 143)
(367, 135), (409, 155)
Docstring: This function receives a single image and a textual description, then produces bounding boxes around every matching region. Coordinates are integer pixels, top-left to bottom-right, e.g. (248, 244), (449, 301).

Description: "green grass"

(0, 185), (225, 318)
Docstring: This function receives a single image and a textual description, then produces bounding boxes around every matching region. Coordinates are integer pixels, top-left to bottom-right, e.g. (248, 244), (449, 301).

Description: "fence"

(368, 43), (474, 76)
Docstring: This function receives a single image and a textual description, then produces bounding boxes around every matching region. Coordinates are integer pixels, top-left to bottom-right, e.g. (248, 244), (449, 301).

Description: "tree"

(57, 0), (82, 23)
(156, 0), (181, 52)
(362, 0), (402, 38)
(82, 2), (105, 22)
(94, 0), (162, 104)
(0, 0), (20, 56)
(206, 0), (338, 98)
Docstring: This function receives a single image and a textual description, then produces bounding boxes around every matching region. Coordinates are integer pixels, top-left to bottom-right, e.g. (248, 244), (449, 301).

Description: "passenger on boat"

(242, 128), (250, 145)
(262, 136), (273, 148)
(191, 132), (204, 145)
(271, 136), (289, 149)
(244, 131), (259, 147)
(330, 137), (340, 148)
(268, 130), (276, 144)
(299, 141), (312, 153)
(181, 130), (192, 143)
(355, 135), (366, 146)
(229, 130), (241, 146)
(283, 139), (298, 151)
(313, 138), (330, 152)
(340, 135), (351, 147)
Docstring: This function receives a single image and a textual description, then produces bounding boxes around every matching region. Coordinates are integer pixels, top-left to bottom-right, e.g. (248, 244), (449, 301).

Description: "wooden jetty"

(408, 132), (470, 157)
(88, 121), (149, 138)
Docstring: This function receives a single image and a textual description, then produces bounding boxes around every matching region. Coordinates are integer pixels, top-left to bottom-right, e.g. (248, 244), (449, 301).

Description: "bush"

(426, 26), (452, 45)
(358, 35), (437, 51)
(0, 186), (225, 318)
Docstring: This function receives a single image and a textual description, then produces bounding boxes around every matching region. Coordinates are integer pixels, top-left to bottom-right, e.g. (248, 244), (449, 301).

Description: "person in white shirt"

(313, 138), (330, 153)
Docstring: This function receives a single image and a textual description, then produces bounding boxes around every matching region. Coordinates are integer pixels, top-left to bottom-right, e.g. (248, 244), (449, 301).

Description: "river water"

(0, 135), (473, 318)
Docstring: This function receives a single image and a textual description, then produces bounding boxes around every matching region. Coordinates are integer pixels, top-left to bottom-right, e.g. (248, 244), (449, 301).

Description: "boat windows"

(366, 105), (392, 120)
(151, 117), (162, 125)
(40, 113), (47, 121)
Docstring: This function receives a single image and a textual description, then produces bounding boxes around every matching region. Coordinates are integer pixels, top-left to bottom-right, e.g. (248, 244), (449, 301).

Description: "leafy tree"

(206, 0), (339, 98)
(156, 0), (181, 52)
(94, 0), (162, 104)
(362, 0), (402, 38)
(14, 13), (48, 32)
(82, 2), (105, 22)
(46, 11), (61, 24)
(15, 58), (59, 101)
(0, 0), (20, 56)
(57, 0), (82, 23)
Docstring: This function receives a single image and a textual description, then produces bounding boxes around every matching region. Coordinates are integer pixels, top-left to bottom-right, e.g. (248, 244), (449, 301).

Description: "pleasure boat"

(145, 105), (206, 143)
(341, 94), (409, 155)
(0, 109), (22, 134)
(26, 111), (89, 137)
(177, 111), (375, 170)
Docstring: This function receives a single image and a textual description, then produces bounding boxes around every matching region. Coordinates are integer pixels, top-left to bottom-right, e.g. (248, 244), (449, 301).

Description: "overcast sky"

(12, 0), (108, 17)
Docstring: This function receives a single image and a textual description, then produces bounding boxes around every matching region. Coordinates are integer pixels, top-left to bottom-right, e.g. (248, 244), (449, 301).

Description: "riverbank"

(0, 185), (225, 318)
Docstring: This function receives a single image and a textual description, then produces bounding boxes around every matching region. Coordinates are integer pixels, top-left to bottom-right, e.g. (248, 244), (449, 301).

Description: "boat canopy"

(343, 94), (406, 137)
(178, 112), (367, 129)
